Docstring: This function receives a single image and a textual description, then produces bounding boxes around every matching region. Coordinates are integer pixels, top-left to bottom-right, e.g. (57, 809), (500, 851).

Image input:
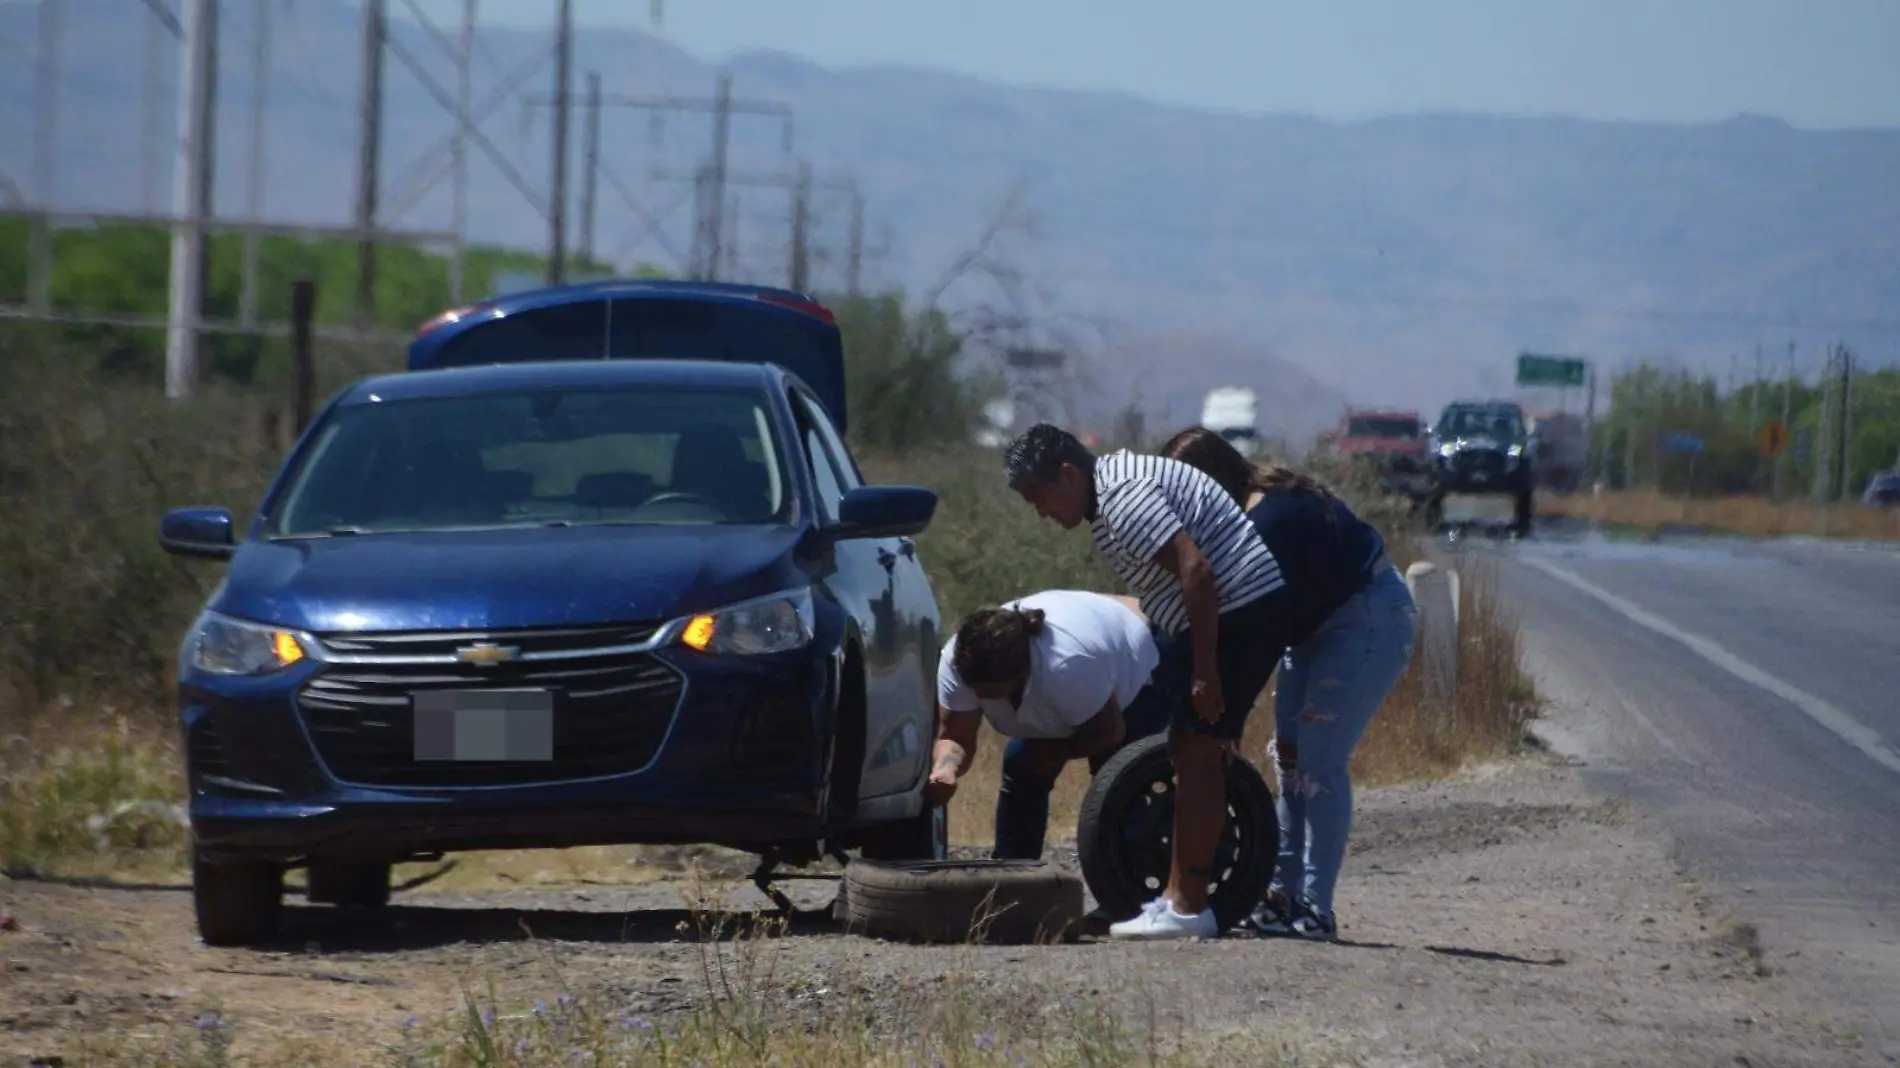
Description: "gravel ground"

(2, 749), (1890, 1067)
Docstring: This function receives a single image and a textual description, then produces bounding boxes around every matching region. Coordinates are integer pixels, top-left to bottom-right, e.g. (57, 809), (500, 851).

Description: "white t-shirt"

(936, 590), (1161, 740)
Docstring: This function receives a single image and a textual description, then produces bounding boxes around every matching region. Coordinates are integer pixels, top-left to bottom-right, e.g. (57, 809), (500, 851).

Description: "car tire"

(306, 860), (393, 910)
(1075, 733), (1278, 934)
(192, 846), (285, 947)
(837, 857), (1085, 944)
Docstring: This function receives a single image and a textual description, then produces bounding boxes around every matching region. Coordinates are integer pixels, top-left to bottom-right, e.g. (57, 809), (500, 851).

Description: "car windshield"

(1348, 416), (1421, 439)
(1439, 407), (1523, 439)
(265, 387), (791, 536)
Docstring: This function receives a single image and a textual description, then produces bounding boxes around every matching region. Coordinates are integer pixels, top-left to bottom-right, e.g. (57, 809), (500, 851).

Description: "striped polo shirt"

(1087, 450), (1285, 635)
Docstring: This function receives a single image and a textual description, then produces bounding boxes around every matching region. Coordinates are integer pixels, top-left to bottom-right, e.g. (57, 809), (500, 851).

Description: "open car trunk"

(407, 285), (851, 432)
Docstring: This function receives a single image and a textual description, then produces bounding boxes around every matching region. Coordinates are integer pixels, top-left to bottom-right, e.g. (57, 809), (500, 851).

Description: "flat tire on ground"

(1076, 733), (1278, 934)
(837, 858), (1085, 944)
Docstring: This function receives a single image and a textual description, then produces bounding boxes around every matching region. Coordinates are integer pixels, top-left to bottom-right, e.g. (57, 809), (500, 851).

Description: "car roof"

(437, 278), (832, 329)
(337, 358), (786, 407)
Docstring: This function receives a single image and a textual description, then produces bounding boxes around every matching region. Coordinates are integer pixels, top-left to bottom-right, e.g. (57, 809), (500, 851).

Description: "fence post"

(291, 279), (317, 435)
(1406, 561), (1460, 707)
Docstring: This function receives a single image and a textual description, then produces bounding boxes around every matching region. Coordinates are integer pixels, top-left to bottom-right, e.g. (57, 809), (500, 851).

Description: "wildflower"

(534, 999), (549, 1017)
(401, 1013), (420, 1034)
(194, 1011), (223, 1032)
(977, 1032), (996, 1052)
(481, 1008), (497, 1027)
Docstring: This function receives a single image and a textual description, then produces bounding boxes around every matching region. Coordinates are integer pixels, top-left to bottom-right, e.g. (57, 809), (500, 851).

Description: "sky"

(409, 0), (1900, 130)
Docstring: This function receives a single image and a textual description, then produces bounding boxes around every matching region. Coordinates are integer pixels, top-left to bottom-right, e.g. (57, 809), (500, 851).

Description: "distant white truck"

(1201, 386), (1261, 458)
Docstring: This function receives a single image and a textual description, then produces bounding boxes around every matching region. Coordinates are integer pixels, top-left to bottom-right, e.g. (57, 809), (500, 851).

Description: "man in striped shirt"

(1004, 423), (1291, 940)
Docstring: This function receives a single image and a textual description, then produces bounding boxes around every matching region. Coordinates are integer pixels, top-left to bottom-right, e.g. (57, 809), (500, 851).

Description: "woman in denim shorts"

(1162, 426), (1419, 941)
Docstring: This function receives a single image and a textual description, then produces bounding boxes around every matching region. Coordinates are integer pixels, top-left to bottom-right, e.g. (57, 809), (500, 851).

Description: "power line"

(522, 76), (796, 282)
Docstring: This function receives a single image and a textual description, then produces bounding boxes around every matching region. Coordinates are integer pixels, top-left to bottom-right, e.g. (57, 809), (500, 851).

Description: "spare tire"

(838, 858), (1085, 945)
(1076, 733), (1278, 934)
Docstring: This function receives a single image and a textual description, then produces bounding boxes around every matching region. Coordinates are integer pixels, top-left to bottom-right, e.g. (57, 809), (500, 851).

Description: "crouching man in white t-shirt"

(925, 589), (1183, 860)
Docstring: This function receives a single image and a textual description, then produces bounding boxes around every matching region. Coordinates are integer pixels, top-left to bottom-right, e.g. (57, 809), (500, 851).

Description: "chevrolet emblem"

(455, 642), (520, 667)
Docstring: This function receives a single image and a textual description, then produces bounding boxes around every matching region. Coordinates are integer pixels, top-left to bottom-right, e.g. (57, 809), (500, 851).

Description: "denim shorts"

(1152, 591), (1289, 741)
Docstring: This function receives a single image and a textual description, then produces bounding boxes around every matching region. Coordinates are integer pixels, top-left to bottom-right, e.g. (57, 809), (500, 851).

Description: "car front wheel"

(192, 845), (285, 947)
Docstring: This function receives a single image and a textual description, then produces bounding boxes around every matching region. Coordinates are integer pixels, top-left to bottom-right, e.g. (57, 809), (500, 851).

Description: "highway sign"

(1756, 419), (1790, 458)
(1516, 352), (1588, 388)
(1662, 431), (1706, 455)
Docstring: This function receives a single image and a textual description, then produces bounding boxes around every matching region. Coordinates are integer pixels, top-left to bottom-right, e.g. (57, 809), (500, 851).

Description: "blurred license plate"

(412, 689), (554, 761)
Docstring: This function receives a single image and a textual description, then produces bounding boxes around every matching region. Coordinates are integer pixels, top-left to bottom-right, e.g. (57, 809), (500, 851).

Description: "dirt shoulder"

(1, 750), (1885, 1067)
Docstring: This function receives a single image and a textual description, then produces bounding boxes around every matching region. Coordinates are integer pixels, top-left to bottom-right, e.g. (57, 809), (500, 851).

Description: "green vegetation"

(1592, 359), (1900, 498)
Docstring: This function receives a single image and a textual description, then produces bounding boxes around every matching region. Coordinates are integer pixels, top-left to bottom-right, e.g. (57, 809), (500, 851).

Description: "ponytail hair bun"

(952, 603), (1044, 689)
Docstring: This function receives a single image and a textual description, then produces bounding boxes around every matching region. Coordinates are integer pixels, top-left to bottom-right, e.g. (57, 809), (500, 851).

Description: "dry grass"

(43, 919), (1343, 1068)
(1541, 487), (1900, 541)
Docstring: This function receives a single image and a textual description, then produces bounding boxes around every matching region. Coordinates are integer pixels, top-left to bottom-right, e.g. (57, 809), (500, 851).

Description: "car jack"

(749, 847), (851, 916)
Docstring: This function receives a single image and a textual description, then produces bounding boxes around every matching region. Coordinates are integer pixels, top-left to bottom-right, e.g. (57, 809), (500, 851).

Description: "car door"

(788, 390), (925, 802)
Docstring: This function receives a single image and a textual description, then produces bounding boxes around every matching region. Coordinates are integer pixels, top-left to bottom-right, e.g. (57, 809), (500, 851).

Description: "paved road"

(1440, 520), (1900, 1051)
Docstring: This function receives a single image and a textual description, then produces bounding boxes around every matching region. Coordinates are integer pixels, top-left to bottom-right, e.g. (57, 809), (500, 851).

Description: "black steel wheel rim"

(1098, 752), (1263, 916)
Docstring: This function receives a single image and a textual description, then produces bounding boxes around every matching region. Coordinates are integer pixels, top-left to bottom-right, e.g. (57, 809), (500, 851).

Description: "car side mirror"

(160, 506), (237, 560)
(824, 486), (937, 543)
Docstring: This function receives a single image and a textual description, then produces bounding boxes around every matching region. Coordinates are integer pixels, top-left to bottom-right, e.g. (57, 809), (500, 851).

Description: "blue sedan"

(159, 339), (948, 945)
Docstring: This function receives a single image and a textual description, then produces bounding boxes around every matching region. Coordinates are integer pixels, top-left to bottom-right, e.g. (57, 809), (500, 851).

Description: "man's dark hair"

(1002, 423), (1095, 488)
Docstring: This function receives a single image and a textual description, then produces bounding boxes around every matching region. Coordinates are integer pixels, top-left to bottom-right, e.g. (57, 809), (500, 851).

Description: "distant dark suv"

(1425, 400), (1534, 535)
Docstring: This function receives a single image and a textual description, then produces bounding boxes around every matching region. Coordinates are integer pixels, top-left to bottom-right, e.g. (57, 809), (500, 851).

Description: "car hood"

(210, 523), (810, 634)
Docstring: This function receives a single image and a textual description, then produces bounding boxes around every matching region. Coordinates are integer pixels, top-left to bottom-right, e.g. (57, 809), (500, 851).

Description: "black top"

(1243, 488), (1388, 649)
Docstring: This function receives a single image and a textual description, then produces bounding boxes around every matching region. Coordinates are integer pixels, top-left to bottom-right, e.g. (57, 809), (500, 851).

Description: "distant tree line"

(1591, 359), (1900, 499)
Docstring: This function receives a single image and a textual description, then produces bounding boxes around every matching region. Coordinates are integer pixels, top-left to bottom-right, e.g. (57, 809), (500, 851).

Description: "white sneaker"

(1108, 899), (1219, 940)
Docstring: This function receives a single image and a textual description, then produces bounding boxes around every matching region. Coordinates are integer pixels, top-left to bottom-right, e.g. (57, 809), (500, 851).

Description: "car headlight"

(1507, 444), (1524, 459)
(1437, 443), (1458, 458)
(189, 611), (313, 676)
(676, 587), (816, 656)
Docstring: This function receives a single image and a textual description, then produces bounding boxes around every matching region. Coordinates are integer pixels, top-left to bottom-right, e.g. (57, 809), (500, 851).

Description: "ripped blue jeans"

(1268, 565), (1418, 919)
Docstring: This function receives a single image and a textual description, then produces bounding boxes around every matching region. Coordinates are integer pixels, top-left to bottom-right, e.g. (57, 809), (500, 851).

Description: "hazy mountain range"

(4, 0), (1898, 443)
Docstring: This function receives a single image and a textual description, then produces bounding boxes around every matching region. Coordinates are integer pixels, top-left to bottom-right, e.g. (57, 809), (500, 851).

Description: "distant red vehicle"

(1320, 409), (1431, 498)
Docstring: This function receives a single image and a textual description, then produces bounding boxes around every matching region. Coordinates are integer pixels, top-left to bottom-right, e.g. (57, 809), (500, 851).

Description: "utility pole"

(449, 0), (475, 302)
(703, 74), (734, 281)
(240, 0), (272, 328)
(548, 0), (573, 284)
(845, 190), (864, 295)
(30, 0), (63, 313)
(1838, 345), (1854, 504)
(354, 0), (386, 328)
(1774, 341), (1793, 501)
(1751, 342), (1763, 432)
(579, 70), (601, 267)
(165, 0), (218, 399)
(788, 158), (811, 291)
(651, 163), (862, 291)
(1814, 345), (1835, 504)
(522, 78), (795, 280)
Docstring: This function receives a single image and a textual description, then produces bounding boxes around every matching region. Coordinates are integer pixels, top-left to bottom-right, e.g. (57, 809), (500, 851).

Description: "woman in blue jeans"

(1162, 427), (1418, 941)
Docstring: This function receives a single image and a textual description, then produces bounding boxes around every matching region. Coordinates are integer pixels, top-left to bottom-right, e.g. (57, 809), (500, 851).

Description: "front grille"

(1451, 450), (1507, 481)
(297, 623), (684, 788)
